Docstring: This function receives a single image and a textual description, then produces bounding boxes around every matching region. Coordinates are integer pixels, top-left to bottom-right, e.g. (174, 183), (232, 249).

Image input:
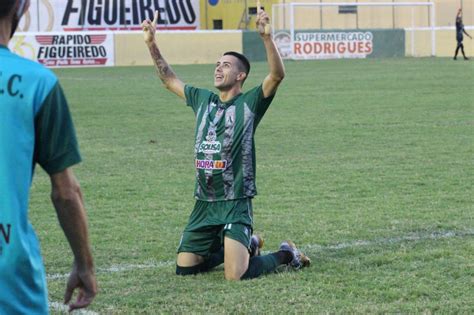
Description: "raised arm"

(50, 168), (97, 311)
(142, 11), (185, 99)
(256, 1), (285, 98)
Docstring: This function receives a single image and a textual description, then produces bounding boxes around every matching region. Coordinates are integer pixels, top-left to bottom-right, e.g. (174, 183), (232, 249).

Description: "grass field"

(29, 58), (473, 314)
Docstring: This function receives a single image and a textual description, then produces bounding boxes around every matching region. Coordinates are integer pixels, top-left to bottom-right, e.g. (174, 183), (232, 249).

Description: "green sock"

(240, 253), (281, 280)
(176, 248), (224, 275)
(204, 247), (225, 270)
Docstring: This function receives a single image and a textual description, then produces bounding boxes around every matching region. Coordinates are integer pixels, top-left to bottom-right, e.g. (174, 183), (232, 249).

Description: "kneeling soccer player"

(141, 3), (310, 280)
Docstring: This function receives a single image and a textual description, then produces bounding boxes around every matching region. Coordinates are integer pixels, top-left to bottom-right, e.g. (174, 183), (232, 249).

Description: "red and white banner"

(292, 31), (374, 59)
(17, 0), (200, 32)
(9, 32), (115, 67)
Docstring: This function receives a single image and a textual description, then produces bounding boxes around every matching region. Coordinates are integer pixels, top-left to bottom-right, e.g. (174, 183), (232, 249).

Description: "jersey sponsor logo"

(196, 159), (227, 170)
(198, 141), (221, 154)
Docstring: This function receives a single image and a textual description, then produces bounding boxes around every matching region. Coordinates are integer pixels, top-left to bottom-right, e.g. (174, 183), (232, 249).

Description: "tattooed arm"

(142, 11), (185, 99)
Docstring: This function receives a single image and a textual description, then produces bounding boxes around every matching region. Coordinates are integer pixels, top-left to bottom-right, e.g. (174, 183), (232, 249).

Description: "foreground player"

(454, 8), (472, 60)
(0, 0), (97, 312)
(142, 3), (310, 280)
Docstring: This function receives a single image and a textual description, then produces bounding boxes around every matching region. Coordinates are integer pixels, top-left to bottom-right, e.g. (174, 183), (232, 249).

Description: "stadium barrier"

(9, 28), (474, 68)
(406, 27), (474, 57)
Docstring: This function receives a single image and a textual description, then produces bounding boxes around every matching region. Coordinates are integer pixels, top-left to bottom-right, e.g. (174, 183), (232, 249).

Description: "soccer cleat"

(249, 234), (264, 257)
(279, 240), (311, 269)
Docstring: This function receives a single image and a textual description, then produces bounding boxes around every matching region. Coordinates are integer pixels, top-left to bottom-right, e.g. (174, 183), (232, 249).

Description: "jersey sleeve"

(247, 84), (275, 125)
(185, 84), (203, 114)
(34, 82), (82, 175)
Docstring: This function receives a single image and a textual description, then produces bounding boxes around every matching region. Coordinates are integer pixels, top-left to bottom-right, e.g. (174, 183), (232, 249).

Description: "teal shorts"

(177, 198), (254, 258)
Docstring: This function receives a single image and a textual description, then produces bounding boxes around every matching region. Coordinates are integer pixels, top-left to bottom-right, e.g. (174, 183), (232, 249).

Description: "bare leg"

(224, 237), (249, 280)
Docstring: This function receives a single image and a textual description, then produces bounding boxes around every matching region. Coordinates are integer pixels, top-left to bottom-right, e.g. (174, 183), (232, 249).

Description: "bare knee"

(177, 252), (204, 267)
(224, 267), (245, 281)
(224, 260), (248, 281)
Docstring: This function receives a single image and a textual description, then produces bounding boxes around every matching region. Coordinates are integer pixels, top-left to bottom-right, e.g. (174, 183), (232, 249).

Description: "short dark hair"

(0, 0), (16, 19)
(223, 51), (251, 77)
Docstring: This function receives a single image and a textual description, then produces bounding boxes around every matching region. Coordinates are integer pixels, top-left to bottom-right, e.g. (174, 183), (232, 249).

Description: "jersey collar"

(219, 92), (242, 108)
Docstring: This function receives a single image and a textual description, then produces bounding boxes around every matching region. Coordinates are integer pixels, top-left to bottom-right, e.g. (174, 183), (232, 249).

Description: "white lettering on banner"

(9, 32), (115, 68)
(293, 32), (374, 60)
(17, 0), (200, 32)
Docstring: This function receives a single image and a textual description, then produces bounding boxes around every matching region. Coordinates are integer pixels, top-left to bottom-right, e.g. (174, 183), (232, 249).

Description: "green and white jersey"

(185, 84), (274, 201)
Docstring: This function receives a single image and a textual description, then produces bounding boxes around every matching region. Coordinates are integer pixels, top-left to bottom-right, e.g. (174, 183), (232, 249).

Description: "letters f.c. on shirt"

(185, 84), (274, 202)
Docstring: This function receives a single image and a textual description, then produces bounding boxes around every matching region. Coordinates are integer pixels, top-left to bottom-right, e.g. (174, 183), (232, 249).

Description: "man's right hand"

(142, 10), (159, 45)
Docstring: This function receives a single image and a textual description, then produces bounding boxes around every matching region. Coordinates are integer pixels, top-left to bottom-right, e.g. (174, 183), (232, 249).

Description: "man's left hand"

(256, 0), (271, 37)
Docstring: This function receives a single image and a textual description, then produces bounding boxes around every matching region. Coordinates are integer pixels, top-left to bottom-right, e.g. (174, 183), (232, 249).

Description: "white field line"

(49, 301), (99, 315)
(46, 229), (473, 282)
(303, 229), (474, 251)
(47, 260), (175, 281)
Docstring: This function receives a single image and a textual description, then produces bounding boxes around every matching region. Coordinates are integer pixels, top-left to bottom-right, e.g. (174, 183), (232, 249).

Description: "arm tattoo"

(149, 44), (176, 83)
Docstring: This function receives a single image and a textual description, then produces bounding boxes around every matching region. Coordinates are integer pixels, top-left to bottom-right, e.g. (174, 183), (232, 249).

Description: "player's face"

(214, 55), (244, 90)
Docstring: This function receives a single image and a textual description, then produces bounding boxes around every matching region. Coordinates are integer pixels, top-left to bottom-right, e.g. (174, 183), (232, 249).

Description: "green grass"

(29, 58), (474, 313)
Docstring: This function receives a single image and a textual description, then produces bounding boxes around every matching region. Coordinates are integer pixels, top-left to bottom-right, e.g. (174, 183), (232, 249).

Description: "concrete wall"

(201, 0), (472, 30)
(201, 0), (279, 30)
(406, 29), (474, 57)
(114, 31), (242, 66)
(112, 28), (473, 67)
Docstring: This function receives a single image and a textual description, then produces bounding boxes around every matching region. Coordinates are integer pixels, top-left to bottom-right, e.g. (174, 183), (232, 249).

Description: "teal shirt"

(0, 45), (81, 314)
(185, 84), (274, 201)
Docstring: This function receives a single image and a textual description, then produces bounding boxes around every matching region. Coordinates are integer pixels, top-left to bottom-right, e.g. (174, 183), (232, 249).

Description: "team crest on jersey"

(206, 129), (217, 141)
(226, 112), (234, 125)
(196, 159), (227, 170)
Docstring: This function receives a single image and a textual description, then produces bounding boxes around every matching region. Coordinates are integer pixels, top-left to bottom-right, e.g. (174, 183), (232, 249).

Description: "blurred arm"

(463, 28), (472, 38)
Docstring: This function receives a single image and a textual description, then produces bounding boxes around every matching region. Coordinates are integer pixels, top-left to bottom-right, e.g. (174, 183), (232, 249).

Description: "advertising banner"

(293, 31), (373, 59)
(275, 29), (405, 60)
(9, 32), (115, 67)
(18, 0), (200, 32)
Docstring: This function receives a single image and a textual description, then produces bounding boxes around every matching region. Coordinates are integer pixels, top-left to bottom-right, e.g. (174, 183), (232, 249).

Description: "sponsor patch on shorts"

(195, 159), (227, 170)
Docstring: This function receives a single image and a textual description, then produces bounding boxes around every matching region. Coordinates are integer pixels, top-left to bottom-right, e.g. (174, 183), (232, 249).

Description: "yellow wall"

(200, 0), (280, 30)
(201, 0), (472, 30)
(114, 31), (242, 66)
(406, 29), (474, 57)
(112, 28), (471, 67)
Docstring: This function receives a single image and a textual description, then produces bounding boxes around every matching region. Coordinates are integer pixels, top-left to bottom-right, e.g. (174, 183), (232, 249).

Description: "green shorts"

(177, 198), (254, 258)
